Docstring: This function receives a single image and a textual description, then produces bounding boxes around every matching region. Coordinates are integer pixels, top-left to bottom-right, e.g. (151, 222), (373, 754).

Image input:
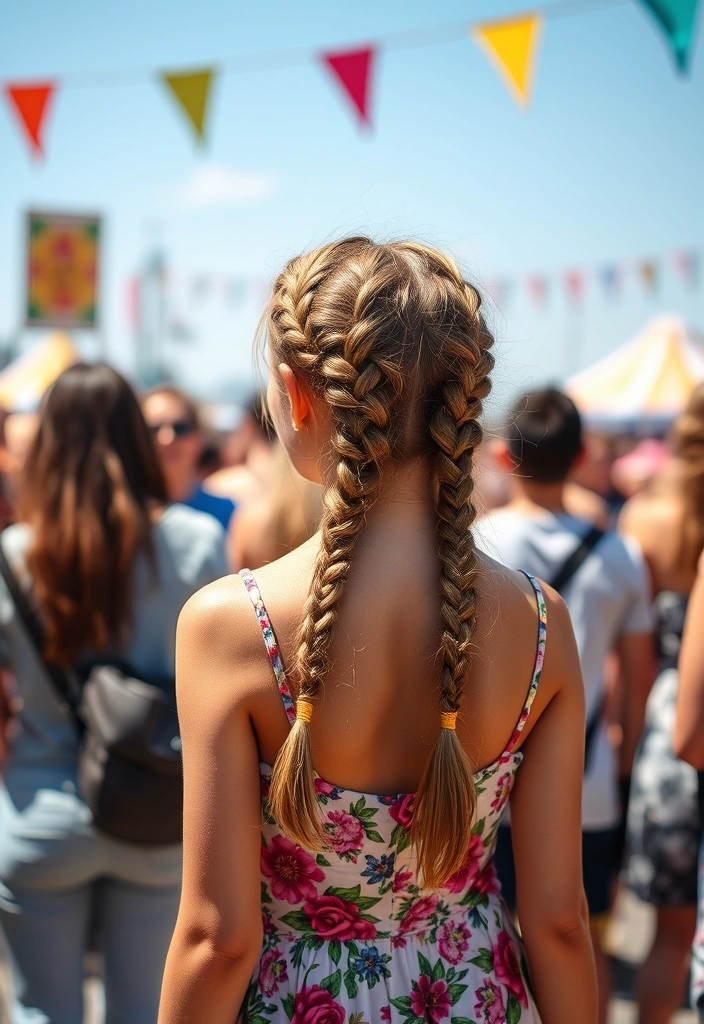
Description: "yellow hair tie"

(440, 711), (458, 731)
(296, 699), (314, 724)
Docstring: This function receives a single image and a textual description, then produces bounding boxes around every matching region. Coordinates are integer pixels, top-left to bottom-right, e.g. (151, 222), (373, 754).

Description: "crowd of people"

(0, 235), (700, 1023)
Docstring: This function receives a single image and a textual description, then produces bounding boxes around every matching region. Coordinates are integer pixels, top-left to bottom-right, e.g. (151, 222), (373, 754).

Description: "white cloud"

(169, 164), (278, 209)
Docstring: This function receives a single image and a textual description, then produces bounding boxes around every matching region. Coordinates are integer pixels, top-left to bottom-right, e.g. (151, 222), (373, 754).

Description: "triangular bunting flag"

(638, 0), (700, 72)
(473, 14), (543, 107)
(4, 82), (55, 157)
(321, 47), (375, 128)
(161, 68), (214, 143)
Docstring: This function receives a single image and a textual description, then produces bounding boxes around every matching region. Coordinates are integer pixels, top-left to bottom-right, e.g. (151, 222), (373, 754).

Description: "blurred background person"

(621, 385), (704, 1024)
(475, 386), (654, 1024)
(0, 412), (39, 526)
(141, 384), (236, 533)
(231, 440), (322, 570)
(0, 364), (227, 1024)
(674, 549), (704, 1023)
(204, 393), (275, 510)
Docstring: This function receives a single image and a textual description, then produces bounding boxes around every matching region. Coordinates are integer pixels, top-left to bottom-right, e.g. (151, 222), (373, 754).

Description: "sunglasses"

(148, 420), (196, 439)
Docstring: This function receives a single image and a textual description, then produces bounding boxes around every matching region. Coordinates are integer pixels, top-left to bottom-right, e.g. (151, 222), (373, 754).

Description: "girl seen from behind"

(159, 238), (597, 1024)
(0, 364), (228, 1024)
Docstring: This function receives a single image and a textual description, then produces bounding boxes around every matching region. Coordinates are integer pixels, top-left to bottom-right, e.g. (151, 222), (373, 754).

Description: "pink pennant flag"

(321, 46), (375, 128)
(564, 269), (585, 305)
(526, 274), (548, 306)
(672, 250), (700, 288)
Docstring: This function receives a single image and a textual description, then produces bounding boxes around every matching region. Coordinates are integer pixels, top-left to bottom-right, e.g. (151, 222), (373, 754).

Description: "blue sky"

(1, 0), (703, 410)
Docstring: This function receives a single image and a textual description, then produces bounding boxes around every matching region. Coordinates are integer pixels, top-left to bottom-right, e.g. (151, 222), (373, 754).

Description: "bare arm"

(674, 551), (704, 767)
(158, 584), (264, 1024)
(614, 631), (655, 776)
(511, 588), (597, 1024)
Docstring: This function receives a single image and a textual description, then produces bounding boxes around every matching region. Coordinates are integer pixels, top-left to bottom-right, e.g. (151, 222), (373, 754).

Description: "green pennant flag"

(161, 68), (214, 143)
(638, 0), (700, 71)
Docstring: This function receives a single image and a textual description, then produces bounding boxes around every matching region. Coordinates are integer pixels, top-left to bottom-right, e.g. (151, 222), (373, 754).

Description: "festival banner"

(4, 82), (55, 158)
(638, 0), (700, 71)
(25, 211), (101, 329)
(321, 46), (375, 127)
(473, 13), (544, 107)
(161, 68), (215, 143)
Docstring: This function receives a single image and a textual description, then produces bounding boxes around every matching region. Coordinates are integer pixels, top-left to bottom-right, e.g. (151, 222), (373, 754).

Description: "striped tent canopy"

(567, 316), (704, 431)
(0, 331), (78, 412)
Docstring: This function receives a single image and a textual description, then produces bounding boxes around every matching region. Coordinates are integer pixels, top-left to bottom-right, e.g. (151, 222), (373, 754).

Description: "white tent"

(567, 316), (704, 430)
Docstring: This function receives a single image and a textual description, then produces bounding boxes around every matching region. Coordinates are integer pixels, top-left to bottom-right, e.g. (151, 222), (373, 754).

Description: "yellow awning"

(0, 332), (78, 411)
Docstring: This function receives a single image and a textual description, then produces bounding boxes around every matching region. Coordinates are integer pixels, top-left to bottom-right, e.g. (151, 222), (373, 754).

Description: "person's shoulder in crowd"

(185, 485), (236, 532)
(156, 503), (229, 581)
(0, 522), (32, 564)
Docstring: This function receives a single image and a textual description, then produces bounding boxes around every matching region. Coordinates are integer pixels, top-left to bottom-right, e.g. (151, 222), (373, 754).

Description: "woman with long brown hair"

(619, 384), (704, 1024)
(159, 238), (596, 1024)
(0, 364), (227, 1024)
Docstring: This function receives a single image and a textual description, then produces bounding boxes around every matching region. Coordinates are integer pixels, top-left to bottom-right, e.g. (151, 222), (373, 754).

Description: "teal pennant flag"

(639, 0), (700, 71)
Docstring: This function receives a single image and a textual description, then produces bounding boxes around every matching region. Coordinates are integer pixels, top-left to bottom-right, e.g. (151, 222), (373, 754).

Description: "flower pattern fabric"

(238, 569), (547, 1024)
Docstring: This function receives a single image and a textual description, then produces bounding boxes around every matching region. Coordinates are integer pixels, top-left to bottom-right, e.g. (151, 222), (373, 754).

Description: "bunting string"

(485, 248), (701, 310)
(5, 0), (698, 157)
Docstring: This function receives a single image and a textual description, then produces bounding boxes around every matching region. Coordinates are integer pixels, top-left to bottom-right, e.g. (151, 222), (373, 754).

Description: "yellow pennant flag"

(161, 68), (214, 143)
(473, 13), (543, 108)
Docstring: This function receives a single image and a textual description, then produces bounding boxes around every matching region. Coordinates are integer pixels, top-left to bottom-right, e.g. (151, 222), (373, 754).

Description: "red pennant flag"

(4, 81), (55, 157)
(321, 47), (375, 128)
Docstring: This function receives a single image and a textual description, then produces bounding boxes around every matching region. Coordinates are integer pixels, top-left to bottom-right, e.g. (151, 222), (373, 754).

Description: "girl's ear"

(278, 364), (312, 431)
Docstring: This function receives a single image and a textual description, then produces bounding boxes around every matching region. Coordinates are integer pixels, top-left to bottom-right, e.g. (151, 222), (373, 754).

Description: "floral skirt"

(238, 914), (542, 1023)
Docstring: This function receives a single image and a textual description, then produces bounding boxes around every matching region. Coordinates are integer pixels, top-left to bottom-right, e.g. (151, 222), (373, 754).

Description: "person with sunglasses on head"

(141, 385), (236, 534)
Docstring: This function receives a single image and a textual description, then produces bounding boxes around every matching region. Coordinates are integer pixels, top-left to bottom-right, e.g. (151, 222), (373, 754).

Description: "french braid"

(268, 241), (401, 846)
(413, 279), (495, 886)
(266, 238), (495, 883)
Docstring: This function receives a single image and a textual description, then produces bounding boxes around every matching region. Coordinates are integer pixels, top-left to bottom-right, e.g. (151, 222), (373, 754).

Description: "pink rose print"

(258, 948), (288, 997)
(474, 979), (506, 1024)
(315, 778), (341, 799)
(291, 984), (345, 1024)
(392, 869), (413, 893)
(444, 834), (485, 893)
(410, 975), (452, 1023)
(437, 920), (471, 965)
(326, 810), (365, 855)
(493, 929), (528, 1006)
(380, 1007), (391, 1022)
(389, 793), (415, 829)
(260, 834), (325, 905)
(474, 862), (501, 897)
(304, 894), (376, 941)
(399, 894), (439, 934)
(490, 772), (512, 814)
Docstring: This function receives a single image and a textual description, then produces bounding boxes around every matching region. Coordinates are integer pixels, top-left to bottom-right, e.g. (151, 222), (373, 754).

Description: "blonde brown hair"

(265, 237), (494, 887)
(671, 384), (704, 573)
(18, 363), (167, 666)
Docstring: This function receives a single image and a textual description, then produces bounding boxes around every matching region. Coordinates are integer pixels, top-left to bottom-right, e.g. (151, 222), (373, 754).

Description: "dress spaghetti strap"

(497, 571), (547, 762)
(239, 567), (547, 752)
(239, 569), (296, 726)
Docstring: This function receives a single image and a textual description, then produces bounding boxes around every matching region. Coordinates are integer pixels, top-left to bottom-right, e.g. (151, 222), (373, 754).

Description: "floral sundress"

(239, 569), (547, 1024)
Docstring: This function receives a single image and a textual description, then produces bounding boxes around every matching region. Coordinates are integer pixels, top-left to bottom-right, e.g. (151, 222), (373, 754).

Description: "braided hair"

(266, 238), (494, 886)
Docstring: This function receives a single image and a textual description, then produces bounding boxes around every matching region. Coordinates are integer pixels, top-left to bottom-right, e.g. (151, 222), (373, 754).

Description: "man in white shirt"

(475, 387), (654, 1024)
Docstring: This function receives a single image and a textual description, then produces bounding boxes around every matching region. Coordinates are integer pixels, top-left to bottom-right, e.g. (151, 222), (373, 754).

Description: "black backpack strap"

(549, 526), (605, 594)
(0, 540), (82, 732)
(584, 694), (605, 771)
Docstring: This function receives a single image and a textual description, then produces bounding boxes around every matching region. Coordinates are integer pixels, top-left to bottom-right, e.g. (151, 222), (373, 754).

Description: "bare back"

(619, 473), (693, 596)
(229, 515), (556, 795)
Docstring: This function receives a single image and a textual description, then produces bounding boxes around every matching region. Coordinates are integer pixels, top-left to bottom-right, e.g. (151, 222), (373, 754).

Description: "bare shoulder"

(175, 572), (270, 721)
(619, 487), (680, 540)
